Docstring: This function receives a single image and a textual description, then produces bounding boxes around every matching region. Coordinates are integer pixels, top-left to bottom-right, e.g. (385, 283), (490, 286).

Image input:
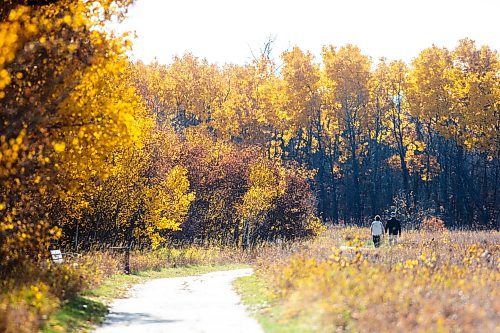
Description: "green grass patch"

(42, 263), (247, 333)
(234, 274), (312, 333)
(41, 296), (107, 333)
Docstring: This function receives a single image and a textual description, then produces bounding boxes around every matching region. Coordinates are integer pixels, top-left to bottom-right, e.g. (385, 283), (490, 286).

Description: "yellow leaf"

(53, 142), (66, 153)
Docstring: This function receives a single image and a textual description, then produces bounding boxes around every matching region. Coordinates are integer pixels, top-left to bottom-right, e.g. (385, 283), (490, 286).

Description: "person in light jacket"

(371, 215), (384, 248)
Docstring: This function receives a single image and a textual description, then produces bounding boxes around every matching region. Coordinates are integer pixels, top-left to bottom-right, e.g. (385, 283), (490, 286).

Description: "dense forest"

(0, 0), (499, 275)
(132, 39), (499, 230)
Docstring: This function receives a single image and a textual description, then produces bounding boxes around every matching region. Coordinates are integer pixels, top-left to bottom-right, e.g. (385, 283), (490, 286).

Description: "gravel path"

(94, 268), (263, 333)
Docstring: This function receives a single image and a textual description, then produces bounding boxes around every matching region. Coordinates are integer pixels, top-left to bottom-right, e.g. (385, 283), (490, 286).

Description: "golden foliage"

(0, 0), (191, 272)
(239, 160), (284, 219)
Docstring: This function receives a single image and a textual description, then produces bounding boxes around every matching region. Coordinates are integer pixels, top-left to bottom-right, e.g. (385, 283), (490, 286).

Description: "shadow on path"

(102, 311), (182, 326)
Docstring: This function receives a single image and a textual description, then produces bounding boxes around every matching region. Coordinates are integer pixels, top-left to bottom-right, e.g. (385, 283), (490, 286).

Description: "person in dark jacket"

(385, 212), (401, 245)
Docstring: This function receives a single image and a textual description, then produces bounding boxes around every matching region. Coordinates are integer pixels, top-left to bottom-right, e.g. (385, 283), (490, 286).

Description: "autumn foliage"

(0, 0), (323, 283)
(421, 216), (447, 232)
(0, 0), (141, 274)
(132, 41), (499, 229)
(174, 131), (322, 247)
(0, 0), (499, 331)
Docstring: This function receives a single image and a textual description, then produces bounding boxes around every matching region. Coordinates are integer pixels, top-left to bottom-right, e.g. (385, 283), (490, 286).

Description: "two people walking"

(370, 212), (401, 248)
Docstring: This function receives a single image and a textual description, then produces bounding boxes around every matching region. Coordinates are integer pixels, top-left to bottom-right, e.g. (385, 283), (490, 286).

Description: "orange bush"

(421, 216), (447, 232)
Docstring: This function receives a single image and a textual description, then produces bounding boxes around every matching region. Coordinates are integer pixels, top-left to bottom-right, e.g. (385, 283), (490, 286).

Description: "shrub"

(0, 252), (123, 333)
(259, 166), (325, 242)
(0, 297), (38, 333)
(0, 282), (59, 333)
(421, 216), (446, 232)
(173, 130), (322, 247)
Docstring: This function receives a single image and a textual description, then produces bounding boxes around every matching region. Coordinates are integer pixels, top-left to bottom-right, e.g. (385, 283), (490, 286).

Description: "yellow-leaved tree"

(0, 0), (195, 273)
(321, 44), (371, 222)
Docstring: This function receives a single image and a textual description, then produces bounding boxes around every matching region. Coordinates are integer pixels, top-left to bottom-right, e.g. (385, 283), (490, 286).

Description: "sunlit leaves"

(0, 0), (145, 269)
(446, 39), (499, 156)
(142, 165), (195, 248)
(239, 160), (284, 220)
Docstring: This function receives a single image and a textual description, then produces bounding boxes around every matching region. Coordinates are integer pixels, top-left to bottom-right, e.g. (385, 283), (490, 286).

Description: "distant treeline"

(133, 38), (499, 229)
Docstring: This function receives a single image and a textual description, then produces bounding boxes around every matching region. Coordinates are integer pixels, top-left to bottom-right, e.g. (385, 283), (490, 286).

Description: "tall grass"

(254, 227), (499, 332)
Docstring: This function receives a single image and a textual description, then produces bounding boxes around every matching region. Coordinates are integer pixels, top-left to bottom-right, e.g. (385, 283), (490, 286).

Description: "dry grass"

(254, 227), (500, 332)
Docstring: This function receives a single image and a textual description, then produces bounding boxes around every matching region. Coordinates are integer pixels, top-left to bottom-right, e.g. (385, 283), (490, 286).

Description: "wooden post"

(124, 246), (130, 275)
(110, 246), (130, 274)
(242, 219), (250, 251)
(74, 219), (79, 252)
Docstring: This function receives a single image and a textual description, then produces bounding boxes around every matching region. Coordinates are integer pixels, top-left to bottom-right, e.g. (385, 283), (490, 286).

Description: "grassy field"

(237, 227), (499, 332)
(42, 263), (247, 333)
(234, 274), (315, 333)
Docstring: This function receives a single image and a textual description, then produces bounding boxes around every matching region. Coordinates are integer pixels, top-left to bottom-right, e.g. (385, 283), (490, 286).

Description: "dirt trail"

(94, 268), (263, 333)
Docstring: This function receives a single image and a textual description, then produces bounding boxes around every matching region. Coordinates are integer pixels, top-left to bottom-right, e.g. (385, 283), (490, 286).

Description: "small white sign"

(50, 249), (64, 264)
